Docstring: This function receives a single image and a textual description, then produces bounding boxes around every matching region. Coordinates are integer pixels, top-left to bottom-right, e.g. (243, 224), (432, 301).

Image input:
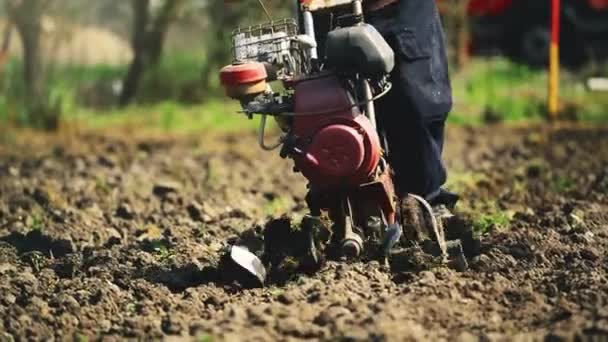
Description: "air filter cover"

(219, 62), (268, 99)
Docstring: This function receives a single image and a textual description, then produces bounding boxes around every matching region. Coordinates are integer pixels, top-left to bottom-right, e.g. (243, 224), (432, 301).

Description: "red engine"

(290, 74), (382, 190)
(219, 62), (383, 193)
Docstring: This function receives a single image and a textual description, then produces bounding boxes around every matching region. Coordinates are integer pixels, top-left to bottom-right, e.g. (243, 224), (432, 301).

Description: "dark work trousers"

(366, 0), (453, 203)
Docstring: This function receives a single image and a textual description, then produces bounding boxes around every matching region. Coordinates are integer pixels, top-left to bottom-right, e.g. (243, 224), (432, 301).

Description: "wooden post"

(548, 0), (561, 119)
(456, 0), (470, 69)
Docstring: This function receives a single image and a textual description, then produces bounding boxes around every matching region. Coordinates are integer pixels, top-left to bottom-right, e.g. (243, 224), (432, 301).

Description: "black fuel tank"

(324, 24), (395, 76)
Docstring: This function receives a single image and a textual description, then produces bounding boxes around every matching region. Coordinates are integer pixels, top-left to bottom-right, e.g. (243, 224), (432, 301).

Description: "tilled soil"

(0, 124), (607, 341)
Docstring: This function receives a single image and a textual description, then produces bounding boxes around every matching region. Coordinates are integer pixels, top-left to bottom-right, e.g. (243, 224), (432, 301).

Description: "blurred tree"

(0, 21), (11, 72)
(120, 0), (185, 106)
(200, 1), (244, 92)
(5, 0), (59, 130)
(5, 0), (47, 102)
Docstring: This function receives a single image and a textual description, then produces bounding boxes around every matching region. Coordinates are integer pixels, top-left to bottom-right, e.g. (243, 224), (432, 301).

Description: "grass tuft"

(473, 211), (511, 235)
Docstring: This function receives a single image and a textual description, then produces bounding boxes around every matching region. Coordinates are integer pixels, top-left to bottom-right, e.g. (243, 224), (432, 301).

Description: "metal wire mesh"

(231, 19), (299, 63)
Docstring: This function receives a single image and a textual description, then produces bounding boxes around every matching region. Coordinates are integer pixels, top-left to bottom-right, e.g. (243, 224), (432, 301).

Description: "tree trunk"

(148, 0), (183, 65)
(201, 1), (243, 92)
(16, 21), (43, 100)
(119, 0), (150, 106)
(6, 0), (58, 130)
(7, 0), (45, 100)
(119, 0), (183, 106)
(0, 22), (13, 72)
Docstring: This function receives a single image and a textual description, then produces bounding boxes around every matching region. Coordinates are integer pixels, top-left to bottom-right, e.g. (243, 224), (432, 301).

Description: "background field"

(1, 1), (608, 340)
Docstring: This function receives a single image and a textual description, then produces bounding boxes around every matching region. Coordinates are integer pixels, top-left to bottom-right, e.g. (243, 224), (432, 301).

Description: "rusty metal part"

(353, 166), (396, 224)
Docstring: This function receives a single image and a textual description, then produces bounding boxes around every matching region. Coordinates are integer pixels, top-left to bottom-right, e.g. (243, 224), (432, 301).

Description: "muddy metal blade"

(230, 245), (267, 285)
(409, 194), (448, 261)
(381, 222), (403, 256)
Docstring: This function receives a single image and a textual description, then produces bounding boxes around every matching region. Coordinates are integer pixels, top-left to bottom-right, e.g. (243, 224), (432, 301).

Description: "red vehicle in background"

(458, 0), (608, 67)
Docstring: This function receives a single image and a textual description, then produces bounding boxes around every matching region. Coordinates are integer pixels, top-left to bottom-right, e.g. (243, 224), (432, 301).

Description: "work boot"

(427, 188), (460, 210)
(431, 203), (455, 227)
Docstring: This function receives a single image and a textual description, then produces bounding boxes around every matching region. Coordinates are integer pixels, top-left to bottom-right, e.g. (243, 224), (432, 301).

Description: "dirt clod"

(186, 201), (204, 221)
(277, 292), (295, 305)
(116, 203), (136, 220)
(153, 180), (181, 198)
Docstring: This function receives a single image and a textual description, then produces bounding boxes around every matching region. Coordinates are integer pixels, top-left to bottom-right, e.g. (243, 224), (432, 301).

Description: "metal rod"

(302, 10), (319, 60)
(362, 79), (377, 128)
(352, 0), (363, 17)
(343, 197), (356, 242)
(257, 0), (273, 21)
(346, 197), (355, 231)
(258, 115), (283, 151)
(354, 0), (372, 126)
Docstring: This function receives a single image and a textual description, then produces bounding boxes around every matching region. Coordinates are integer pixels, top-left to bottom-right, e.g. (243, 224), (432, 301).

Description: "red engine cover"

(219, 62), (267, 87)
(291, 74), (381, 189)
(307, 124), (365, 178)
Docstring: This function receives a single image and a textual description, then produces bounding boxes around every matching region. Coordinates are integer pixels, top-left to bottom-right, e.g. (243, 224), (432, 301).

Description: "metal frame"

(231, 18), (299, 63)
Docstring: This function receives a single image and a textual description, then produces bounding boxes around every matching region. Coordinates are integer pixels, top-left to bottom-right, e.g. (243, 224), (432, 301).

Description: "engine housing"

(290, 74), (381, 189)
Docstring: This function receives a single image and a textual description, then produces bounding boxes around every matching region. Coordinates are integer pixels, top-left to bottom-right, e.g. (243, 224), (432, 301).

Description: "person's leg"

(376, 72), (447, 197)
(369, 1), (454, 204)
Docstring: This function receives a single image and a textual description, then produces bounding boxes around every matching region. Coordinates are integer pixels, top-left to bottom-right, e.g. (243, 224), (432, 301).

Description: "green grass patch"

(445, 171), (489, 195)
(146, 239), (175, 263)
(11, 50), (260, 133)
(264, 196), (293, 217)
(473, 211), (511, 235)
(74, 333), (88, 342)
(456, 198), (513, 235)
(550, 174), (575, 193)
(67, 100), (258, 133)
(198, 333), (214, 342)
(28, 214), (44, 233)
(450, 57), (608, 124)
(3, 55), (608, 132)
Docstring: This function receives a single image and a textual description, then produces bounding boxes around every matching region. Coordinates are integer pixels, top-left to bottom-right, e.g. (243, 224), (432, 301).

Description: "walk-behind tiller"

(219, 0), (469, 277)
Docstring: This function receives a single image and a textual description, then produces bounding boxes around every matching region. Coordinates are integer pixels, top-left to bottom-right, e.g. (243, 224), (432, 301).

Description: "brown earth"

(0, 124), (607, 341)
